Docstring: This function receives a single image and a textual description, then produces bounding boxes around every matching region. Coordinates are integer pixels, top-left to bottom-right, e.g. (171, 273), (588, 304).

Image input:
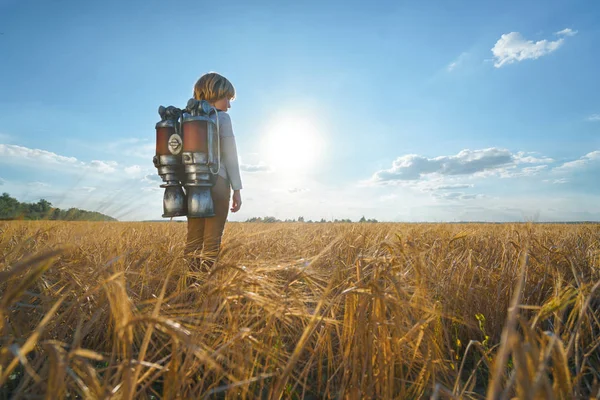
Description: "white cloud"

(372, 148), (515, 183)
(141, 186), (162, 193)
(143, 173), (163, 184)
(288, 187), (310, 194)
(422, 183), (474, 191)
(0, 144), (79, 165)
(447, 52), (469, 72)
(556, 159), (587, 170)
(0, 144), (166, 221)
(0, 177), (5, 185)
(70, 137), (155, 159)
(240, 162), (270, 173)
(124, 165), (142, 176)
(89, 160), (118, 173)
(0, 144), (151, 178)
(553, 151), (600, 172)
(544, 178), (568, 184)
(556, 28), (578, 37)
(28, 181), (50, 188)
(447, 61), (459, 72)
(379, 193), (398, 202)
(432, 192), (484, 201)
(371, 148), (561, 184)
(121, 141), (155, 159)
(520, 165), (548, 176)
(0, 143), (158, 219)
(587, 114), (600, 122)
(0, 143), (128, 176)
(491, 29), (575, 68)
(495, 164), (549, 179)
(514, 152), (554, 164)
(435, 183), (474, 190)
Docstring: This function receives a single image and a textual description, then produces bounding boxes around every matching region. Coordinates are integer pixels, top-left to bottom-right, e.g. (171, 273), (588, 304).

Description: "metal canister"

(181, 99), (219, 218)
(153, 105), (187, 217)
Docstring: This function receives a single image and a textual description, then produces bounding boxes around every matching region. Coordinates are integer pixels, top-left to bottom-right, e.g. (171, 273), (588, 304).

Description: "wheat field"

(0, 221), (598, 399)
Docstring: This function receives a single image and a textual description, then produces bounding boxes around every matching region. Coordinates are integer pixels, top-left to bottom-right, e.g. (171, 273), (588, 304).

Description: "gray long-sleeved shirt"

(210, 111), (243, 190)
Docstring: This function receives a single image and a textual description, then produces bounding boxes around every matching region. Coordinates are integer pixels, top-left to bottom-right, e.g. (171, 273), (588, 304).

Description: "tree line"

(244, 216), (378, 223)
(0, 193), (117, 221)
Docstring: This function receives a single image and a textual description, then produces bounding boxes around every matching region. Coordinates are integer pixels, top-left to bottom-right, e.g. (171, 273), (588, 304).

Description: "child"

(184, 72), (243, 272)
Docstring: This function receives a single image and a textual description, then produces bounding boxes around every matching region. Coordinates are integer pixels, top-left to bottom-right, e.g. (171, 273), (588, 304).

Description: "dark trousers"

(184, 176), (231, 271)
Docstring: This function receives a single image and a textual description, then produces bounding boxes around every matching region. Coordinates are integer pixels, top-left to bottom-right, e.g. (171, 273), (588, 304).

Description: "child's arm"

(219, 113), (243, 191)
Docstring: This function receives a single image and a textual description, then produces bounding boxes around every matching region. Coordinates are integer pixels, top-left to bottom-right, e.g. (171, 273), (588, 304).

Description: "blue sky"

(1, 0), (599, 221)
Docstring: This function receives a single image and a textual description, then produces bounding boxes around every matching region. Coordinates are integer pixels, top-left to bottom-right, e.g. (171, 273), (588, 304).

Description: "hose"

(209, 107), (221, 175)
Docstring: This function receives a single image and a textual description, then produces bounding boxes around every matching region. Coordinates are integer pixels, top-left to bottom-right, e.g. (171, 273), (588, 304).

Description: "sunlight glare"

(262, 114), (325, 174)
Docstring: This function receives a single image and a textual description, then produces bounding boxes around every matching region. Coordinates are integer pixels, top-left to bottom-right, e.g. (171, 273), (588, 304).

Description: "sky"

(1, 0), (599, 222)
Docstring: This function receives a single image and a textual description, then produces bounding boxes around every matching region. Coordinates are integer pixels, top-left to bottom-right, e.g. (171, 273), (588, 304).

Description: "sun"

(262, 114), (325, 174)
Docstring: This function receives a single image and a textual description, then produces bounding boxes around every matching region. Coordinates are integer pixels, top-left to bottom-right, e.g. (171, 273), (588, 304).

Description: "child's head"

(193, 72), (235, 111)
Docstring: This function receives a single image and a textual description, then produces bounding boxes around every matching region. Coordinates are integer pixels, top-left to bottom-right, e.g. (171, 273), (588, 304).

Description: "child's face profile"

(212, 97), (231, 112)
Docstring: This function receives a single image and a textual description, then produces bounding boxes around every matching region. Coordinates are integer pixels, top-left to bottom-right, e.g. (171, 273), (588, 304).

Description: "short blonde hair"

(193, 72), (236, 103)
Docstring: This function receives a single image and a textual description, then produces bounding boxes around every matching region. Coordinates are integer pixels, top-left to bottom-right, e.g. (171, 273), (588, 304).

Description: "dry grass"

(0, 221), (599, 399)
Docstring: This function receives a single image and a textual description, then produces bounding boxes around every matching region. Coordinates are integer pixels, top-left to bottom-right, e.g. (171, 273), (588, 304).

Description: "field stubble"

(0, 221), (599, 399)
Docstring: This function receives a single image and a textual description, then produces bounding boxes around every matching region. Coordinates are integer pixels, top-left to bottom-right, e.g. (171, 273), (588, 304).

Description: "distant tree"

(0, 192), (21, 219)
(359, 216), (366, 223)
(38, 199), (52, 213)
(0, 192), (116, 221)
(298, 216), (304, 223)
(245, 216), (286, 223)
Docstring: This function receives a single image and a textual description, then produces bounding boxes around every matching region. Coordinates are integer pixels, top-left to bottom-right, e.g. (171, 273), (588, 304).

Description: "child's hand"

(230, 190), (242, 213)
